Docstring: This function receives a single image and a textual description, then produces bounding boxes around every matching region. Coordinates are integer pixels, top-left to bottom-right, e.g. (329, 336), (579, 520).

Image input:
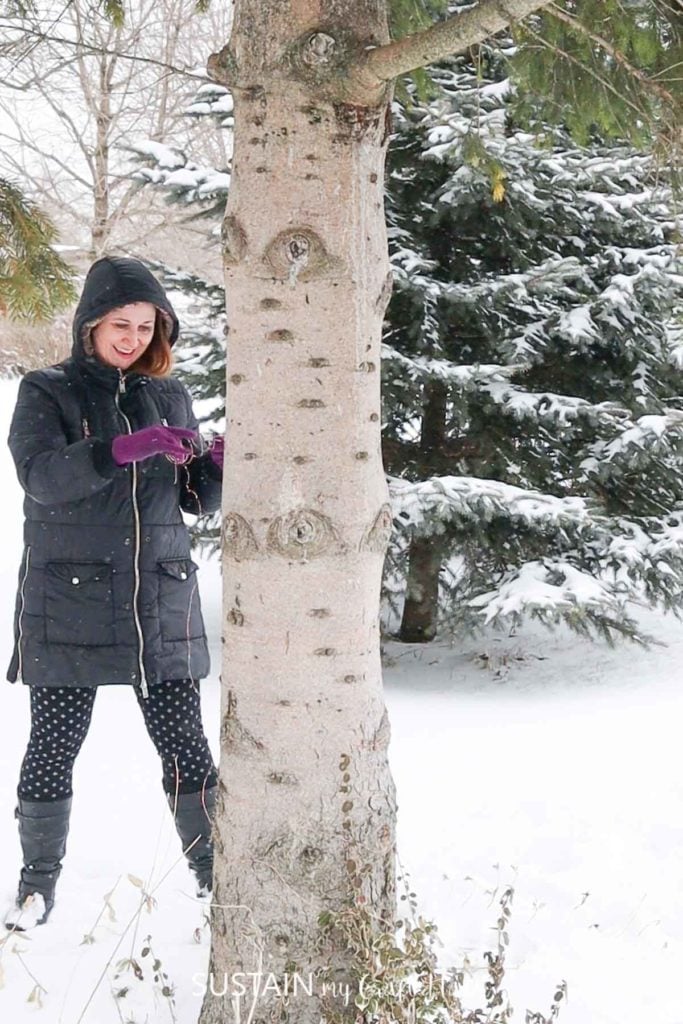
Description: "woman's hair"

(82, 307), (174, 377)
(131, 309), (174, 377)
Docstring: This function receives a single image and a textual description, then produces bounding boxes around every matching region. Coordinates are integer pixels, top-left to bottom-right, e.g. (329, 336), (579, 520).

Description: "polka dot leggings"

(18, 680), (218, 802)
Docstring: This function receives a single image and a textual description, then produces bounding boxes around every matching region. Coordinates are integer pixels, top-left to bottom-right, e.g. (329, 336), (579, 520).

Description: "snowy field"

(0, 375), (681, 1023)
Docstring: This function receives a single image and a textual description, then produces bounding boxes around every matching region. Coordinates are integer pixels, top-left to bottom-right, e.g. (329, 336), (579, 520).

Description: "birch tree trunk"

(202, 4), (396, 1022)
(201, 2), (553, 1022)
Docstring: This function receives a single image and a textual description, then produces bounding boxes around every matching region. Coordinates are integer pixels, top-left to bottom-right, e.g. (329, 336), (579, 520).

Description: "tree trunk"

(399, 379), (447, 643)
(201, 3), (397, 1022)
(399, 536), (443, 643)
(90, 51), (114, 258)
(199, 0), (554, 1018)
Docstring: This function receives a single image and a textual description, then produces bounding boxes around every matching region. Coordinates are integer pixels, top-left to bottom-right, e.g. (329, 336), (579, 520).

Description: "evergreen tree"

(512, 0), (682, 159)
(0, 179), (76, 320)
(383, 47), (683, 643)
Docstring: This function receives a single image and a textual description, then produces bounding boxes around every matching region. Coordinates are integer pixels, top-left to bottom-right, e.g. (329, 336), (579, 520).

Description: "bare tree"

(0, 0), (231, 268)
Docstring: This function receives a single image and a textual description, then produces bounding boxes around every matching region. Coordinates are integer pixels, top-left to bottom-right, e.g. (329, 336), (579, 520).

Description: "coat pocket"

(45, 561), (115, 647)
(157, 559), (205, 642)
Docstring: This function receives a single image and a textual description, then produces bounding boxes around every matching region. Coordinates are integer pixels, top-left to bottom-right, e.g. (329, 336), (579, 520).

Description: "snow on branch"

(608, 515), (683, 569)
(469, 559), (622, 620)
(186, 83), (234, 125)
(667, 321), (683, 370)
(127, 141), (230, 202)
(128, 140), (186, 170)
(381, 344), (525, 385)
(389, 474), (590, 534)
(444, 255), (586, 305)
(481, 383), (629, 428)
(599, 411), (683, 461)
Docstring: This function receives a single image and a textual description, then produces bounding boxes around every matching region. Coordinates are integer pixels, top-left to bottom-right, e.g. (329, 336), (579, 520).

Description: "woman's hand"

(112, 425), (197, 466)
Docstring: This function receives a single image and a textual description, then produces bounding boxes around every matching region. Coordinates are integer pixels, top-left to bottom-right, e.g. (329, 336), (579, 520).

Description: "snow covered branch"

(389, 475), (591, 535)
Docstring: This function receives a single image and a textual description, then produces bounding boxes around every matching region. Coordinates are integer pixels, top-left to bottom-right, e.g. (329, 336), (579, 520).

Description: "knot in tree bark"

(223, 512), (259, 560)
(266, 508), (338, 559)
(287, 26), (383, 105)
(222, 215), (247, 266)
(264, 228), (340, 283)
(288, 234), (310, 264)
(207, 44), (239, 87)
(302, 32), (337, 66)
(360, 504), (393, 553)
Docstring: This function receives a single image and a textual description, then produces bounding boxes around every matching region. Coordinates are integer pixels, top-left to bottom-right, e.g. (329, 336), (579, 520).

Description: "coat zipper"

(115, 371), (150, 699)
(16, 545), (31, 682)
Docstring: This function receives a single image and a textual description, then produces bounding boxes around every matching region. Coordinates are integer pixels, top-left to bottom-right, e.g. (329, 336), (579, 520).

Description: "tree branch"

(0, 22), (211, 85)
(519, 15), (650, 124)
(351, 0), (551, 96)
(0, 53), (84, 91)
(0, 128), (93, 191)
(546, 1), (677, 110)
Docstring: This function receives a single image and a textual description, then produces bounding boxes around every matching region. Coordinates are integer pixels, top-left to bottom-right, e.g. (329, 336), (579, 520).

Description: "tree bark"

(348, 0), (552, 101)
(202, 4), (397, 1023)
(91, 47), (114, 258)
(202, 2), (554, 1022)
(399, 380), (448, 643)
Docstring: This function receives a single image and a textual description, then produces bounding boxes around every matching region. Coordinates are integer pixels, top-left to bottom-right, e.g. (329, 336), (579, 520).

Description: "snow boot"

(167, 786), (216, 895)
(4, 796), (72, 930)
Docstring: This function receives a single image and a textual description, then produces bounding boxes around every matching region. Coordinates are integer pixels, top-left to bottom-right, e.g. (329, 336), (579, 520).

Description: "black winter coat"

(6, 257), (222, 694)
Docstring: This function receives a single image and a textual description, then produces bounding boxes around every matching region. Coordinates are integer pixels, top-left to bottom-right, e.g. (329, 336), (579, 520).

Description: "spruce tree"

(383, 47), (683, 643)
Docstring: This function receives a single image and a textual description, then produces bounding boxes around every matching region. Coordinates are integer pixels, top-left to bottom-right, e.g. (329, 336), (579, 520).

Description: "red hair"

(130, 309), (174, 377)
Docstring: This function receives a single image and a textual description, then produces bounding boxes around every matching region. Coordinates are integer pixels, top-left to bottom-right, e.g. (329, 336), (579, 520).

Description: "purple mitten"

(112, 425), (197, 466)
(208, 436), (224, 470)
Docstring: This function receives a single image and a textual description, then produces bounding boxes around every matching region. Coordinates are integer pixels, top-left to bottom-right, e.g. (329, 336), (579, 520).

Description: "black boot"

(167, 786), (217, 894)
(5, 796), (72, 930)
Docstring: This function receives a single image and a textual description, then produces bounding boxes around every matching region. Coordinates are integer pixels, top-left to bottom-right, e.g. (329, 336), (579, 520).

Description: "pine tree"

(0, 179), (76, 320)
(383, 45), (683, 644)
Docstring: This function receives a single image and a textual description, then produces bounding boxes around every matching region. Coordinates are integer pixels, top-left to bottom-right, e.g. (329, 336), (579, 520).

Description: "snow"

(469, 560), (620, 621)
(390, 475), (588, 532)
(557, 305), (598, 342)
(197, 172), (230, 196)
(129, 147), (231, 201)
(602, 411), (683, 459)
(0, 377), (681, 1022)
(388, 622), (683, 1022)
(382, 344), (523, 386)
(163, 169), (202, 188)
(667, 321), (683, 369)
(4, 892), (48, 931)
(187, 84), (234, 118)
(481, 383), (625, 427)
(129, 140), (185, 170)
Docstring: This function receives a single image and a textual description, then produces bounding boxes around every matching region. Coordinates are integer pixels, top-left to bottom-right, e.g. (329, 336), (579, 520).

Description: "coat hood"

(72, 256), (180, 359)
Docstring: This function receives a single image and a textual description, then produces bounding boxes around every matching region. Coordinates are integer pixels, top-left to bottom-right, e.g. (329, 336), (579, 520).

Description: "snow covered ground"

(0, 375), (681, 1023)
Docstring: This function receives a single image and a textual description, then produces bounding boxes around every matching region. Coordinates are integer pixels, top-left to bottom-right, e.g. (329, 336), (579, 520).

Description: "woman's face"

(91, 302), (157, 370)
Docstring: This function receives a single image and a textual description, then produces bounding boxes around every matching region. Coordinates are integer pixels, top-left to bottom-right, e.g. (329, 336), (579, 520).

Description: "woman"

(4, 256), (224, 930)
